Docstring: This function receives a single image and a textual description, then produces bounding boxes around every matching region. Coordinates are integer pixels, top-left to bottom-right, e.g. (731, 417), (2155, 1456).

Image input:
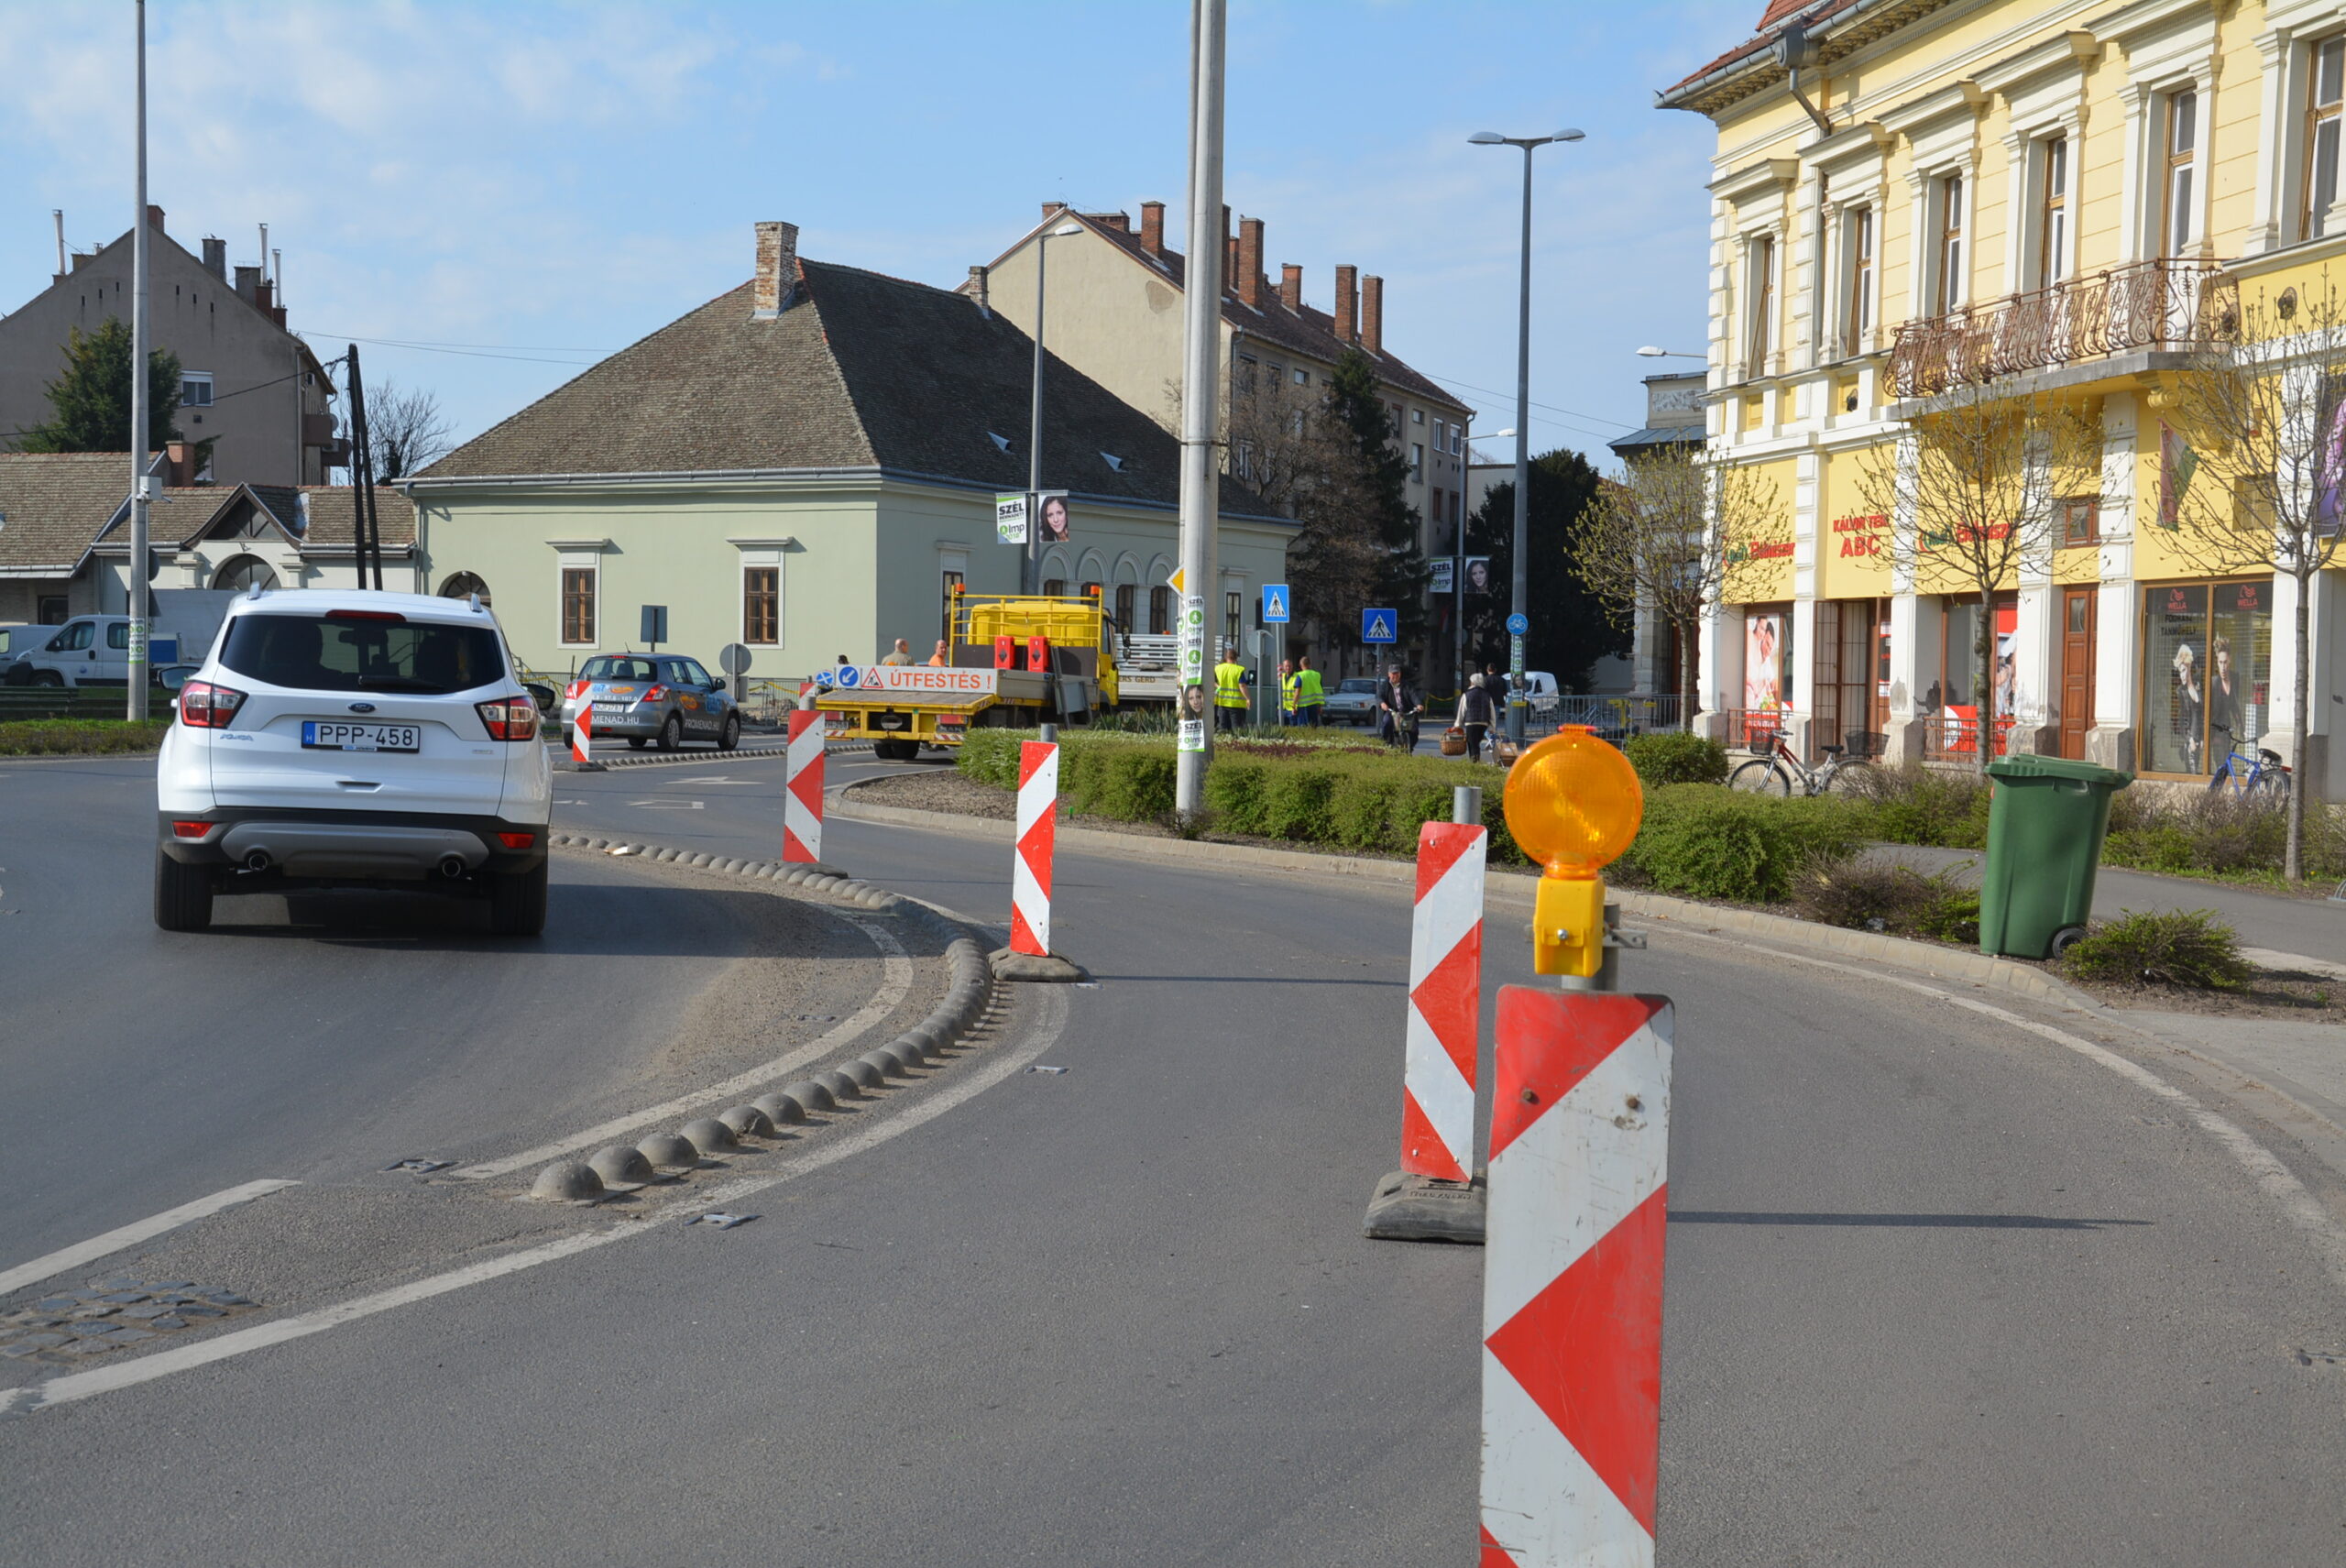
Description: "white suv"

(154, 589), (553, 936)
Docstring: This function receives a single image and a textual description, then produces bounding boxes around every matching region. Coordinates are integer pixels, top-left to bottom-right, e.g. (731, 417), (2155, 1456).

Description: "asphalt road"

(5, 745), (2344, 1563)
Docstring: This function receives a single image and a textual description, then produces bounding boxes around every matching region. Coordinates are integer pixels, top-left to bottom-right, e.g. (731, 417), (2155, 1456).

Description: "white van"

(3, 591), (234, 687)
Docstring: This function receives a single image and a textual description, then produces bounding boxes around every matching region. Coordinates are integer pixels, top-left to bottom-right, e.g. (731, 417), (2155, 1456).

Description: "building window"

(2163, 90), (2198, 256)
(940, 567), (964, 641)
(1149, 585), (1171, 635)
(37, 595), (67, 625)
(561, 566), (597, 645)
(1745, 234), (1776, 372)
(2061, 497), (2099, 546)
(743, 565), (779, 644)
(1412, 408), (1425, 424)
(1926, 592), (2017, 758)
(1934, 176), (1966, 314)
(1844, 206), (1875, 355)
(1225, 590), (1242, 649)
(1114, 583), (1136, 630)
(1410, 443), (1425, 477)
(2038, 137), (2068, 288)
(1042, 577), (1066, 598)
(1292, 367), (1309, 386)
(2305, 38), (2344, 240)
(180, 371), (214, 407)
(2140, 580), (2271, 776)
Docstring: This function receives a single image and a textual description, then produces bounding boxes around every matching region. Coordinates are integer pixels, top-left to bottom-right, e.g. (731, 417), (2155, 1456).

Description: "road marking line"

(2, 988), (1066, 1420)
(1661, 927), (2346, 1297)
(457, 914), (915, 1179)
(0, 1180), (299, 1298)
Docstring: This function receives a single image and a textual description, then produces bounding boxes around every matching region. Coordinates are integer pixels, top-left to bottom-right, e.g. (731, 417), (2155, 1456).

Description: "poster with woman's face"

(1743, 613), (1783, 710)
(1038, 492), (1071, 543)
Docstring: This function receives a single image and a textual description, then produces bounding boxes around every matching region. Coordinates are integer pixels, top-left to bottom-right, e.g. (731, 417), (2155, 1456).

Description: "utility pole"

(126, 0), (151, 721)
(1026, 231), (1046, 598)
(1175, 0), (1226, 814)
(345, 345), (384, 590)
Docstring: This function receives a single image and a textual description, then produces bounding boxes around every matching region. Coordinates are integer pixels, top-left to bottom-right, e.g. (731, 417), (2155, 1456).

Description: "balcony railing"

(1889, 258), (2237, 398)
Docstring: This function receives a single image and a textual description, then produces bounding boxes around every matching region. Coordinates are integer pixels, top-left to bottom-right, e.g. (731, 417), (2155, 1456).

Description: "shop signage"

(1726, 540), (1795, 564)
(1831, 511), (1888, 558)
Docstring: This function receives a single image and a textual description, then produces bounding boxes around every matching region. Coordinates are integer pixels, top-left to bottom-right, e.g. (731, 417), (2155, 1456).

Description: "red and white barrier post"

(1480, 989), (1672, 1566)
(783, 709), (825, 863)
(569, 702), (595, 768)
(1010, 737), (1058, 957)
(1365, 803), (1487, 1241)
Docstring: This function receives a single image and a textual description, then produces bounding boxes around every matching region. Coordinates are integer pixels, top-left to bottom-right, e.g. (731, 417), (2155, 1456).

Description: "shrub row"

(1621, 732), (1728, 787)
(0, 718), (171, 756)
(1616, 784), (1865, 904)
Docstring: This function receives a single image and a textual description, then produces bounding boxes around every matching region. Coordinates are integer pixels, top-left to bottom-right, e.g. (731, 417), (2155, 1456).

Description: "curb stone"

(554, 739), (875, 773)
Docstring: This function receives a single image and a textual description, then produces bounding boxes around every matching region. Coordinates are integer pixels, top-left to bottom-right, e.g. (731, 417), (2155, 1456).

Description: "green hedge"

(1618, 784), (1864, 903)
(0, 718), (171, 756)
(1622, 732), (1728, 787)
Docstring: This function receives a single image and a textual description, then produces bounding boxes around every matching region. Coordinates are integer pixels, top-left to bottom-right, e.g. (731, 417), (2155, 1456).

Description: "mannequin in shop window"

(2207, 635), (2242, 761)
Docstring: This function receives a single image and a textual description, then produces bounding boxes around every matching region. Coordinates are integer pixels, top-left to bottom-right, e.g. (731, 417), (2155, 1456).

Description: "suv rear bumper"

(159, 806), (548, 883)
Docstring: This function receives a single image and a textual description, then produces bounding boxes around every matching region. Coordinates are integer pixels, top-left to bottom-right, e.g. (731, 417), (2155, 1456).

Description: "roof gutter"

(1655, 0), (1912, 113)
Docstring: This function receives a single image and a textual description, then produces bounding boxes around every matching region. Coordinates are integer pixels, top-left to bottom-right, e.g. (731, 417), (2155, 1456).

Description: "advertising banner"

(1464, 556), (1493, 595)
(813, 665), (999, 703)
(1431, 558), (1455, 596)
(995, 493), (1028, 545)
(1036, 490), (1071, 544)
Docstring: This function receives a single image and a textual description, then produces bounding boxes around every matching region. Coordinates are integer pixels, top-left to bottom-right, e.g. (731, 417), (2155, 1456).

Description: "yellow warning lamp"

(1503, 725), (1645, 978)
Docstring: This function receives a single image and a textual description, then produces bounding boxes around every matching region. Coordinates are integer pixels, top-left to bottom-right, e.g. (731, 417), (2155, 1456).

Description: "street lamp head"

(1468, 131), (1507, 145)
(1491, 429), (1518, 439)
(1049, 223), (1081, 236)
(1637, 346), (1667, 357)
(1553, 128), (1585, 142)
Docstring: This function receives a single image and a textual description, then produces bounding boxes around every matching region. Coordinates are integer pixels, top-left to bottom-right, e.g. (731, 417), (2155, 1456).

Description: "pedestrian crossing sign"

(1263, 584), (1290, 624)
(1362, 608), (1397, 644)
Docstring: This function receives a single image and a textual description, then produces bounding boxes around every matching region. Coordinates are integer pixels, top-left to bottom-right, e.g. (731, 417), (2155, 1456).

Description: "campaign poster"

(1036, 490), (1071, 544)
(995, 493), (1028, 545)
(1430, 558), (1455, 596)
(1464, 556), (1493, 596)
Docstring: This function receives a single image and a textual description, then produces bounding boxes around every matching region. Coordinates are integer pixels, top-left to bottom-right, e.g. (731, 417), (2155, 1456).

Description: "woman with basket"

(1449, 673), (1495, 762)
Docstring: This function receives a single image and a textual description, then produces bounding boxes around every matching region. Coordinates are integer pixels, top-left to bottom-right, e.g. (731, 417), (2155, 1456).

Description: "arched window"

(439, 571), (491, 607)
(213, 555), (277, 593)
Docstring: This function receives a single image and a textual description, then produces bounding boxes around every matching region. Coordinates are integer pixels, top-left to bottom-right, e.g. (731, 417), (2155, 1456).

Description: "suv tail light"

(475, 697), (541, 741)
(179, 679), (247, 729)
(497, 830), (536, 850)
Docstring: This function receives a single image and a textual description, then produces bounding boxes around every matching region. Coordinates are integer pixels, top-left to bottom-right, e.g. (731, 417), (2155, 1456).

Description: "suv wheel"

(154, 851), (214, 932)
(657, 713), (684, 751)
(718, 712), (740, 751)
(488, 860), (548, 937)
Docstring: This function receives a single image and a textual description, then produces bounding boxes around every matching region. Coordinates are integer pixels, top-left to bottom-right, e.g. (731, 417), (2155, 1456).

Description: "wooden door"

(2059, 587), (2096, 760)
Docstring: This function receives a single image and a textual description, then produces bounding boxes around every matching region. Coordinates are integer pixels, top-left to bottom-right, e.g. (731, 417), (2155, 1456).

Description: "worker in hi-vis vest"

(1292, 653), (1325, 727)
(1212, 647), (1251, 734)
(1277, 659), (1299, 726)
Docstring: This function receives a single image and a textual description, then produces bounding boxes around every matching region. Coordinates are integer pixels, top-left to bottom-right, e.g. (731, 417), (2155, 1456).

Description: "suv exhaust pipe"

(244, 850), (273, 872)
(437, 853), (468, 880)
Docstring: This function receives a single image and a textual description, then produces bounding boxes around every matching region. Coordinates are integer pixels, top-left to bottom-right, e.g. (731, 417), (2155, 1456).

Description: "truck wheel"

(718, 712), (740, 751)
(32, 671), (63, 688)
(657, 713), (684, 751)
(153, 851), (214, 932)
(488, 860), (548, 937)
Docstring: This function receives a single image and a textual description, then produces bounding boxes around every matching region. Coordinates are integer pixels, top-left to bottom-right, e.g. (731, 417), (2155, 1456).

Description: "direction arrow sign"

(1506, 611), (1529, 636)
(1262, 584), (1290, 624)
(1362, 608), (1398, 644)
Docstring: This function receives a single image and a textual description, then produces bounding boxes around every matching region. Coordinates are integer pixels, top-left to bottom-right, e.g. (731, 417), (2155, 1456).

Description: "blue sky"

(0, 0), (1754, 459)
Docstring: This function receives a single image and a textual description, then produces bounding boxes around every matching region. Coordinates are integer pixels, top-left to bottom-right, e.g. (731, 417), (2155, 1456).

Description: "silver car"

(560, 653), (740, 751)
(1323, 677), (1381, 726)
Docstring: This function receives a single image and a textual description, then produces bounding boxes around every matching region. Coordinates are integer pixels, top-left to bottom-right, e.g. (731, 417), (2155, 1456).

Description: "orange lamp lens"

(1502, 725), (1644, 877)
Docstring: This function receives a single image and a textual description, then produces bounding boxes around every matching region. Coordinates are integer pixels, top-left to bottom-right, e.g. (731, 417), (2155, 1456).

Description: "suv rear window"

(582, 656), (659, 682)
(218, 612), (505, 694)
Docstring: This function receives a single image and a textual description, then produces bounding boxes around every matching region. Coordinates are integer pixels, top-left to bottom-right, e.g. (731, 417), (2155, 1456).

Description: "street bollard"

(783, 710), (825, 863)
(1010, 737), (1058, 958)
(1363, 817), (1488, 1243)
(1453, 784), (1482, 826)
(1477, 725), (1671, 1565)
(569, 703), (597, 770)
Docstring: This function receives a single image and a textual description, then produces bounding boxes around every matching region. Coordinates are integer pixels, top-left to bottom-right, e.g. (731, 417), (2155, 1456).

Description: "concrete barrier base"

(989, 947), (1089, 984)
(1363, 1169), (1485, 1244)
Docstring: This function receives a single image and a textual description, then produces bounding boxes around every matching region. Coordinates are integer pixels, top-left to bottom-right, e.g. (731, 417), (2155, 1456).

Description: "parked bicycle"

(2209, 741), (2290, 804)
(1730, 729), (1880, 797)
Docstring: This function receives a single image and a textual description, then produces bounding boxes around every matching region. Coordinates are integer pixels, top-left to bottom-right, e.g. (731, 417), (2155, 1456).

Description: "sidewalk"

(1871, 841), (2346, 969)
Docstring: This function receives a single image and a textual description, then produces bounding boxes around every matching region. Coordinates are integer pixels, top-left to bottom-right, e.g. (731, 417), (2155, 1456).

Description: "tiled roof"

(1064, 214), (1471, 414)
(422, 258), (1275, 517)
(0, 453), (133, 572)
(291, 486), (416, 550)
(1606, 425), (1705, 455)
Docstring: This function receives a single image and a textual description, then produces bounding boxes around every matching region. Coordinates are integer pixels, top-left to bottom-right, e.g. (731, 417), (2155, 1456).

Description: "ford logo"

(348, 702), (377, 713)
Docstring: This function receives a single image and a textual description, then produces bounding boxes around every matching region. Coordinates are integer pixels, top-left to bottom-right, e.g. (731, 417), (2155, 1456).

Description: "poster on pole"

(1178, 593), (1209, 753)
(1036, 490), (1071, 544)
(995, 492), (1028, 545)
(1430, 558), (1454, 596)
(1464, 556), (1493, 596)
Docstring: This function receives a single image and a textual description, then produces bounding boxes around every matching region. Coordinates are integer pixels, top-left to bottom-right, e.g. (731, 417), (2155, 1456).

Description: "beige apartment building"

(0, 207), (340, 488)
(1666, 0), (2346, 797)
(974, 203), (1474, 675)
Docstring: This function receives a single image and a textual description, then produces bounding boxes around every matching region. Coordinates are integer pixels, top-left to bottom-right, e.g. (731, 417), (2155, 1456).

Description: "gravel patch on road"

(852, 766), (1017, 821)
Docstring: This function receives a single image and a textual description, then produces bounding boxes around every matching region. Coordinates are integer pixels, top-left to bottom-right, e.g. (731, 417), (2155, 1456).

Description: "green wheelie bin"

(1978, 753), (2132, 959)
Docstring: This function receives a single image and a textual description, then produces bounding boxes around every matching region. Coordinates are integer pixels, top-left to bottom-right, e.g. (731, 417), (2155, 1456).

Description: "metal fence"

(1890, 258), (2234, 398)
(1550, 695), (1686, 736)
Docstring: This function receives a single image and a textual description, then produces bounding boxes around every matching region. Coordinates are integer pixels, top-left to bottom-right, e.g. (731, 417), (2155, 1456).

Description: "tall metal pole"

(1026, 234), (1047, 598)
(126, 0), (150, 721)
(1175, 0), (1226, 814)
(1507, 144), (1532, 745)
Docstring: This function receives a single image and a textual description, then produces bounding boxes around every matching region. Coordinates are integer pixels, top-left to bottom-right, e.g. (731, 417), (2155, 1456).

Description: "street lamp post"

(1025, 221), (1083, 596)
(1470, 127), (1582, 744)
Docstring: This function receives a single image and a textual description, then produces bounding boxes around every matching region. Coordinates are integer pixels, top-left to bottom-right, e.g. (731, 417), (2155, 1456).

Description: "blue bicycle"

(2209, 739), (2291, 804)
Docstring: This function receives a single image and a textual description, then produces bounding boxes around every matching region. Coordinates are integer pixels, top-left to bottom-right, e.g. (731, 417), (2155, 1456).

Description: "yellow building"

(1663, 0), (2346, 795)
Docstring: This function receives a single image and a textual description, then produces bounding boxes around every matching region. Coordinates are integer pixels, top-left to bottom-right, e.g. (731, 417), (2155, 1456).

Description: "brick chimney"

(202, 236), (226, 280)
(753, 220), (799, 319)
(164, 440), (192, 487)
(1334, 265), (1358, 344)
(1226, 235), (1240, 291)
(1236, 217), (1264, 310)
(233, 264), (260, 303)
(145, 204), (165, 234)
(967, 264), (991, 317)
(1361, 274), (1384, 354)
(1278, 263), (1302, 313)
(1140, 200), (1166, 257)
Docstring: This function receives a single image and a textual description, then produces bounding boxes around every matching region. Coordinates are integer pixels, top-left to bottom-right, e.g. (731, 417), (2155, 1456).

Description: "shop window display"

(1740, 605), (1793, 746)
(1928, 593), (2016, 757)
(2141, 580), (2271, 775)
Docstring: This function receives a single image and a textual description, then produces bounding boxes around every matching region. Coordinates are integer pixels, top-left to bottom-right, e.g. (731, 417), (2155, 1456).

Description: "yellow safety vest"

(1279, 672), (1300, 707)
(1296, 669), (1324, 707)
(1213, 660), (1249, 708)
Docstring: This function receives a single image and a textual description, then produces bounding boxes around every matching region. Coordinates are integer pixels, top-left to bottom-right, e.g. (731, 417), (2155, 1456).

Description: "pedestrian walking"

(1376, 664), (1422, 751)
(1277, 658), (1299, 726)
(1294, 653), (1324, 728)
(1456, 673), (1495, 763)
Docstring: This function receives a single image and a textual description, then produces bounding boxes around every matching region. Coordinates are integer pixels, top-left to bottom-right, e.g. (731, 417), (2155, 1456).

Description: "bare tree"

(1570, 446), (1783, 716)
(1858, 380), (2101, 775)
(365, 381), (455, 480)
(2161, 281), (2346, 880)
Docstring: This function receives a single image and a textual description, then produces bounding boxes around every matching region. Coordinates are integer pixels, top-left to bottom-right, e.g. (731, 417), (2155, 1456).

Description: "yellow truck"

(814, 590), (1177, 760)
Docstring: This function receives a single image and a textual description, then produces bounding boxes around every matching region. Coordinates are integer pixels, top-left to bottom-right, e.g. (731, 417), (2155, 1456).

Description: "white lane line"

(458, 914), (916, 1179)
(0, 1180), (300, 1298)
(4, 987), (1067, 1420)
(1661, 927), (2346, 1297)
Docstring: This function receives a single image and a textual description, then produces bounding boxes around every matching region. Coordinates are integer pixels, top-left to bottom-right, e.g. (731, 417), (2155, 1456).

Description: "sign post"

(719, 642), (752, 707)
(640, 605), (668, 653)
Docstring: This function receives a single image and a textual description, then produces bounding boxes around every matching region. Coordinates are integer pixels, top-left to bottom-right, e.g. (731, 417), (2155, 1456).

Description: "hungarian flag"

(2158, 421), (2198, 531)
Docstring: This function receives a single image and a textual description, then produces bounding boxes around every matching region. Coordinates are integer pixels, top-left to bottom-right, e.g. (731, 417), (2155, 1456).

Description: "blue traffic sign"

(1361, 608), (1398, 644)
(1506, 611), (1529, 636)
(1262, 584), (1290, 624)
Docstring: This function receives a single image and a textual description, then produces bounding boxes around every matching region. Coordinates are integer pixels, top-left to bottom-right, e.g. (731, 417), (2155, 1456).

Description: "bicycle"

(1729, 729), (1878, 797)
(2209, 740), (2290, 804)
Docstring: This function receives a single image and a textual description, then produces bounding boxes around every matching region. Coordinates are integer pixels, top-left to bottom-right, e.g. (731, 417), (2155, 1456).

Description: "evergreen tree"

(1464, 447), (1628, 691)
(15, 320), (184, 455)
(1324, 348), (1427, 643)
